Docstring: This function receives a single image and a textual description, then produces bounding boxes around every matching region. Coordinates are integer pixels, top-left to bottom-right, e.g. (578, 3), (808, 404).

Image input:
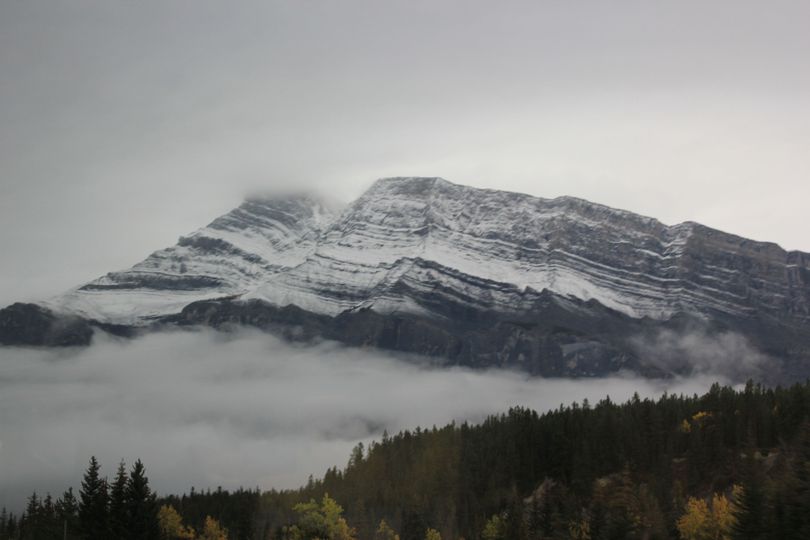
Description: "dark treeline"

(160, 487), (261, 539)
(0, 457), (161, 540)
(0, 457), (237, 540)
(4, 381), (810, 539)
(264, 380), (810, 540)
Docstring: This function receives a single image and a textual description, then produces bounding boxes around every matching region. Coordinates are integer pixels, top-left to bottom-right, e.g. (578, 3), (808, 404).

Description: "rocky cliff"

(3, 177), (809, 381)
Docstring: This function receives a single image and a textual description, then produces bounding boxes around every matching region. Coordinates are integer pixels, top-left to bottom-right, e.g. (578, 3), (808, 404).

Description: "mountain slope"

(44, 194), (339, 324)
(249, 177), (810, 323)
(2, 177), (809, 380)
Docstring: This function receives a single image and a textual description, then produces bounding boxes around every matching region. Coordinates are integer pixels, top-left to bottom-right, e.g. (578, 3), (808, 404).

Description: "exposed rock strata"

(2, 177), (808, 380)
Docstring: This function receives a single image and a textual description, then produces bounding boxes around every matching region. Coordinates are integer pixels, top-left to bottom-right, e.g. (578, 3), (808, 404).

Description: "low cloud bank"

(630, 327), (769, 380)
(0, 329), (725, 510)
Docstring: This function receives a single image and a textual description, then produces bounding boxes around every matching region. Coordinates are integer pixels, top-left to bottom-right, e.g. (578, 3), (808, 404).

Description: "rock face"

(2, 177), (809, 380)
(0, 303), (93, 346)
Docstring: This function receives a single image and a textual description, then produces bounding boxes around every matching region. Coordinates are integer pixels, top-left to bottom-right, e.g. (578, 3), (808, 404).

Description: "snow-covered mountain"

(46, 194), (339, 324)
(3, 177), (809, 380)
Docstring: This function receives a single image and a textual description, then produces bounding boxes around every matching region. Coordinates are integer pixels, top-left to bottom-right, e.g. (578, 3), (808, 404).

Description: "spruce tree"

(400, 509), (427, 540)
(78, 456), (109, 540)
(109, 460), (128, 539)
(22, 492), (40, 540)
(41, 493), (59, 538)
(503, 495), (527, 540)
(56, 488), (80, 540)
(6, 513), (17, 540)
(125, 459), (159, 540)
(784, 422), (810, 539)
(731, 449), (767, 540)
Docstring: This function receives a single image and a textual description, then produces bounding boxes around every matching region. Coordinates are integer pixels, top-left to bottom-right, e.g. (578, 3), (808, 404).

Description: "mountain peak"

(3, 176), (809, 380)
(34, 175), (809, 326)
(364, 176), (450, 197)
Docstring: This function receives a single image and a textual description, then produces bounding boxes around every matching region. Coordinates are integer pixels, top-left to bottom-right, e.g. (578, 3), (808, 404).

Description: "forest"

(3, 380), (810, 539)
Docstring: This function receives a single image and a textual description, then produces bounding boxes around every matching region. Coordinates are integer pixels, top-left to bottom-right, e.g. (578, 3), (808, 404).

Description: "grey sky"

(1, 0), (809, 307)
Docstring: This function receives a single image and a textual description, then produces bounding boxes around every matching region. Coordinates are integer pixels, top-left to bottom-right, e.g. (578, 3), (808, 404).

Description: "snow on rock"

(45, 194), (340, 324)
(43, 177), (810, 327)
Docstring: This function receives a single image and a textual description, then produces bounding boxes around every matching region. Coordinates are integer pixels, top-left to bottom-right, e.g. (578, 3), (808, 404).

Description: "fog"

(631, 328), (769, 382)
(0, 329), (729, 511)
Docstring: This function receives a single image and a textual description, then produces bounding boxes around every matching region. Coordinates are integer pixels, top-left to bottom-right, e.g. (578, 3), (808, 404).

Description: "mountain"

(2, 177), (809, 381)
(47, 193), (339, 324)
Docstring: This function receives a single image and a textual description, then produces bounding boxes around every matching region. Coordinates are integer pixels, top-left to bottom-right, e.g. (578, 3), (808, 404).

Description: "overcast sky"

(1, 0), (809, 307)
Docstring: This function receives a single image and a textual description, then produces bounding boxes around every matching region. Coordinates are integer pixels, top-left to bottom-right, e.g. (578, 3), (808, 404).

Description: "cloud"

(630, 327), (769, 381)
(0, 329), (727, 511)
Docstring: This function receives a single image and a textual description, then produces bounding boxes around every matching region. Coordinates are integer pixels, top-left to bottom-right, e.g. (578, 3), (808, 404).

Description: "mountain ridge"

(2, 177), (809, 381)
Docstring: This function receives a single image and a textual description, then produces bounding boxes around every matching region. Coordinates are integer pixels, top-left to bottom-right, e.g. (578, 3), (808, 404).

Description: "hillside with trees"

(3, 381), (810, 539)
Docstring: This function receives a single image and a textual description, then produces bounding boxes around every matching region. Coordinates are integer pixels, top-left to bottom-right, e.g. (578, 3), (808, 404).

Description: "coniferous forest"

(4, 381), (810, 540)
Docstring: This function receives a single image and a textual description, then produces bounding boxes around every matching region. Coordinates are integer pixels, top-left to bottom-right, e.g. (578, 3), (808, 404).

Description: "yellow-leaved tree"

(676, 492), (736, 540)
(374, 519), (400, 540)
(199, 516), (229, 540)
(157, 504), (195, 540)
(283, 494), (356, 540)
(424, 528), (442, 540)
(711, 492), (736, 535)
(677, 498), (712, 539)
(568, 518), (591, 540)
(481, 514), (506, 540)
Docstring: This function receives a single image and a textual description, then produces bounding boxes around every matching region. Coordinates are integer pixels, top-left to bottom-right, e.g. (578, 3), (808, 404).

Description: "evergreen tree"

(79, 456), (109, 540)
(126, 459), (159, 540)
(109, 460), (129, 539)
(399, 509), (427, 540)
(5, 513), (17, 540)
(503, 495), (527, 540)
(22, 492), (40, 540)
(787, 422), (810, 538)
(41, 493), (59, 539)
(731, 450), (767, 540)
(19, 490), (61, 540)
(56, 488), (80, 540)
(78, 456), (109, 540)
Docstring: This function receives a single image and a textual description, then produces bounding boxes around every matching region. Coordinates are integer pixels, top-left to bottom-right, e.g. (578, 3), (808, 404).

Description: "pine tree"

(784, 421), (810, 539)
(126, 459), (159, 540)
(503, 494), (527, 540)
(109, 460), (129, 539)
(41, 493), (59, 538)
(6, 513), (17, 540)
(56, 488), (80, 540)
(78, 456), (109, 540)
(20, 490), (61, 540)
(731, 449), (767, 540)
(22, 492), (41, 540)
(399, 509), (427, 540)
